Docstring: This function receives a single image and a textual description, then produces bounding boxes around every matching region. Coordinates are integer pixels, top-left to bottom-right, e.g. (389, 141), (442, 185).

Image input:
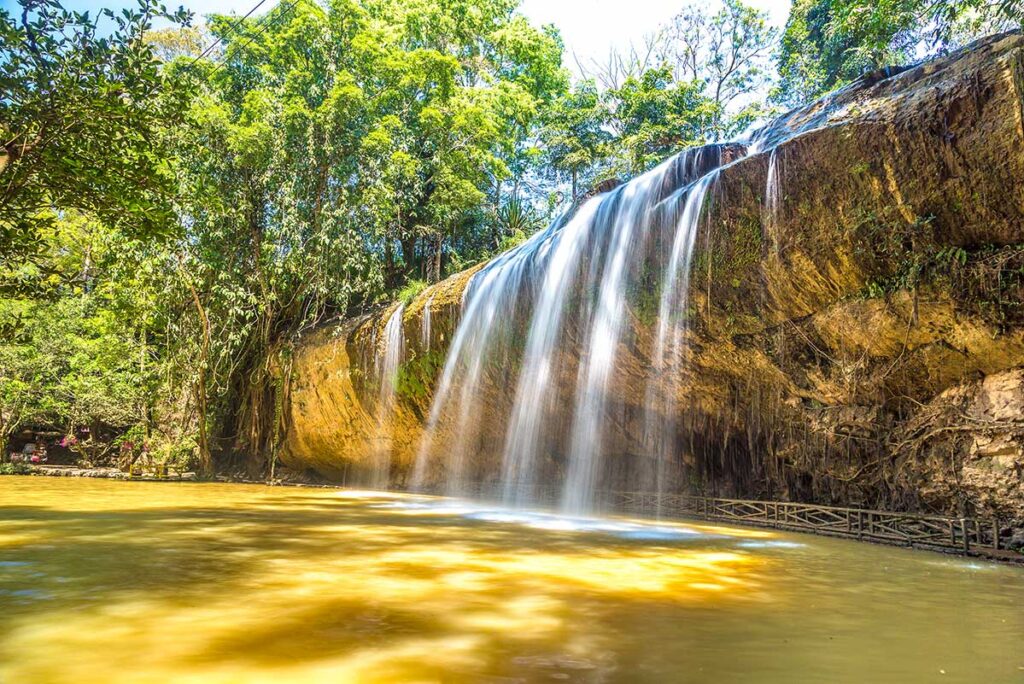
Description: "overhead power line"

(184, 0), (271, 70)
(205, 0), (303, 78)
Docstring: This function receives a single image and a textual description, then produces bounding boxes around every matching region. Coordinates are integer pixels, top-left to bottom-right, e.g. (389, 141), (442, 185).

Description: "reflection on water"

(0, 478), (1022, 683)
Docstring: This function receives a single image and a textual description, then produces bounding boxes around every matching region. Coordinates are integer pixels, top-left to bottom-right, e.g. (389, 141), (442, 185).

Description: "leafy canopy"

(0, 0), (193, 291)
(775, 0), (1023, 106)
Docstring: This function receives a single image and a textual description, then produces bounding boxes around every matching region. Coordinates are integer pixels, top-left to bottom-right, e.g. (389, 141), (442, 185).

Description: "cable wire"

(205, 0), (302, 78)
(184, 0), (271, 70)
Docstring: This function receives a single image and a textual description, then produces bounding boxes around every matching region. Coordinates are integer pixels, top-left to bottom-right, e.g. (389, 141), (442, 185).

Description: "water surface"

(1, 477), (1022, 683)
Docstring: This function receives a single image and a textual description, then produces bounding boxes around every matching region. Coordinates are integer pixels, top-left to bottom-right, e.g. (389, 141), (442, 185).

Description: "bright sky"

(4, 0), (793, 75)
(520, 0), (790, 75)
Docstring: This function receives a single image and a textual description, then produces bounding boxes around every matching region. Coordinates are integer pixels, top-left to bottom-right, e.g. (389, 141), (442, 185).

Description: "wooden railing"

(438, 484), (1010, 555)
(603, 493), (1004, 554)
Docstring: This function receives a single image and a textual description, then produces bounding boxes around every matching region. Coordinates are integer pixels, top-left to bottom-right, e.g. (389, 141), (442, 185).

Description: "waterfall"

(499, 199), (604, 504)
(640, 171), (718, 515)
(421, 296), (433, 350)
(323, 63), (929, 510)
(765, 148), (782, 244)
(410, 238), (544, 493)
(372, 303), (405, 488)
(409, 144), (732, 510)
(559, 159), (679, 514)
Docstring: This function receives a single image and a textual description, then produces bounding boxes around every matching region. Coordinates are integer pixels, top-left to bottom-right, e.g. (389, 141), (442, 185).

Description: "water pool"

(1, 477), (1021, 683)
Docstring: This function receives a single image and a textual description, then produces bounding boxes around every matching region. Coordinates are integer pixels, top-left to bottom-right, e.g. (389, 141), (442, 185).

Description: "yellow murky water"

(0, 477), (1022, 683)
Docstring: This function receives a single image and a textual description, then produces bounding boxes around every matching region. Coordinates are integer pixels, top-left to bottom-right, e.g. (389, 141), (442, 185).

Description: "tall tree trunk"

(244, 181), (273, 476)
(0, 422), (10, 462)
(400, 235), (417, 278)
(139, 329), (151, 440)
(427, 232), (443, 283)
(492, 180), (503, 246)
(384, 238), (395, 288)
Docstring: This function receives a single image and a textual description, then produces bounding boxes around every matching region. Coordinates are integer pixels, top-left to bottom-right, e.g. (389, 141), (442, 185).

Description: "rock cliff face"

(280, 33), (1024, 531)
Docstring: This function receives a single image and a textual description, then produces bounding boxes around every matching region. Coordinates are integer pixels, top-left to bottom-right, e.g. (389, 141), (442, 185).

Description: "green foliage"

(154, 433), (201, 472)
(395, 350), (445, 402)
(690, 212), (763, 313)
(0, 0), (193, 292)
(539, 81), (611, 196)
(148, 0), (573, 469)
(775, 0), (1022, 107)
(855, 212), (1024, 330)
(659, 0), (778, 135)
(728, 216), (765, 276)
(0, 462), (32, 475)
(494, 196), (542, 241)
(541, 0), (777, 183)
(398, 280), (428, 305)
(857, 213), (937, 295)
(608, 67), (721, 175)
(497, 229), (529, 253)
(0, 213), (155, 455)
(629, 265), (663, 328)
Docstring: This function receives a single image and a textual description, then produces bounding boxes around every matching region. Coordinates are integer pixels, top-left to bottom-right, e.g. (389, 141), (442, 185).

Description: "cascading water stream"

(560, 158), (681, 514)
(324, 60), (943, 509)
(499, 199), (604, 504)
(640, 171), (718, 516)
(421, 296), (433, 350)
(400, 114), (832, 513)
(372, 303), (405, 488)
(410, 144), (735, 510)
(410, 235), (551, 493)
(764, 148), (782, 245)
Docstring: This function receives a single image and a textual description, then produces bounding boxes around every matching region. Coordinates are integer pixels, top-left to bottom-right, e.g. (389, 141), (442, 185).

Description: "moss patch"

(395, 349), (445, 403)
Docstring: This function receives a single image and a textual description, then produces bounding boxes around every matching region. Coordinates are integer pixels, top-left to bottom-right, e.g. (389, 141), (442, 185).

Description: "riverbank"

(13, 464), (200, 482)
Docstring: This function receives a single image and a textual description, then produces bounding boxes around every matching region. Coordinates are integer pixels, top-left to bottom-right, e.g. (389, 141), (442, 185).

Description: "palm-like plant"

(494, 196), (541, 251)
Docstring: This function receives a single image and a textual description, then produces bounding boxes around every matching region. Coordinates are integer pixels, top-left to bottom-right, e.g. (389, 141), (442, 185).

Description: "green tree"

(150, 0), (568, 474)
(580, 0), (776, 142)
(539, 81), (610, 198)
(0, 301), (62, 457)
(659, 0), (778, 135)
(775, 0), (1022, 107)
(0, 0), (192, 291)
(0, 213), (158, 459)
(607, 67), (720, 175)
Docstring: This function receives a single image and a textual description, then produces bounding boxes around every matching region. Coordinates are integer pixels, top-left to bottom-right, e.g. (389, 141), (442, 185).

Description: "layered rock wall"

(280, 33), (1024, 528)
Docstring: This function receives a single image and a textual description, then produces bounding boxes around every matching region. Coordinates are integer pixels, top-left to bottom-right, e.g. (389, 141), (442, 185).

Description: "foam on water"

(371, 496), (732, 542)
